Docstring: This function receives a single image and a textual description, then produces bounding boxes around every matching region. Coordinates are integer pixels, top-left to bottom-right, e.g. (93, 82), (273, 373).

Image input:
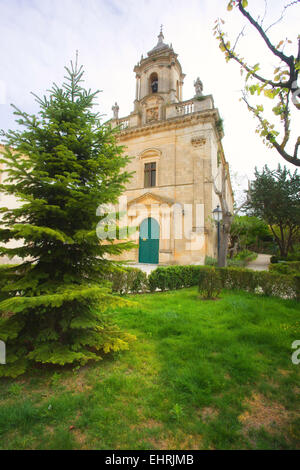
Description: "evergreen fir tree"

(0, 59), (135, 377)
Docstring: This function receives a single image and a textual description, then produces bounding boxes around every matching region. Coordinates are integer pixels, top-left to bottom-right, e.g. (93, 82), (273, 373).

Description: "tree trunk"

(218, 213), (232, 267)
(210, 165), (236, 268)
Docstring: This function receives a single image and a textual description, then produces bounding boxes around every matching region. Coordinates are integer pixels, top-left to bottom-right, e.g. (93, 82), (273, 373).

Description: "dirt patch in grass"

(266, 377), (280, 389)
(44, 425), (55, 437)
(279, 369), (291, 377)
(61, 372), (92, 393)
(197, 407), (219, 423)
(238, 393), (293, 435)
(71, 428), (87, 449)
(130, 419), (163, 431)
(142, 419), (163, 429)
(147, 432), (203, 450)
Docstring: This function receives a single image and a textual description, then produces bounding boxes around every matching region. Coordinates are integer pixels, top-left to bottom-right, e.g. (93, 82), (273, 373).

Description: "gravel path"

(128, 254), (271, 274)
(127, 263), (159, 275)
(247, 254), (271, 271)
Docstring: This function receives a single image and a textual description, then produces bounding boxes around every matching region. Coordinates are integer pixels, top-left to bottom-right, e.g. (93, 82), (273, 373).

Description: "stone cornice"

(118, 109), (219, 141)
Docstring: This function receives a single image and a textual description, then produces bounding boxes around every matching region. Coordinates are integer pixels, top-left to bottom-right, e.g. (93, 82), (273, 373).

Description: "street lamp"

(212, 205), (222, 264)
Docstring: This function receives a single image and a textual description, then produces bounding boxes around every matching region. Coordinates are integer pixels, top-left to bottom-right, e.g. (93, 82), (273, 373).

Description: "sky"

(0, 0), (299, 198)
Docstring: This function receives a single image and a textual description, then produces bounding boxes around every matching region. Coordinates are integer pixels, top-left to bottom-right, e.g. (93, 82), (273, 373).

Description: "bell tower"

(133, 27), (185, 124)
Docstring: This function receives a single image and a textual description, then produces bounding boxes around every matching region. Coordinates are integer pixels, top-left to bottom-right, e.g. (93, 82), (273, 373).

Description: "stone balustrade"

(118, 118), (130, 129)
(110, 95), (214, 131)
(165, 96), (213, 120)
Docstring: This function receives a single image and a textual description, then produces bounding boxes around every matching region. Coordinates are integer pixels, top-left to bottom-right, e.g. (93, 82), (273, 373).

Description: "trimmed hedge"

(105, 267), (148, 295)
(148, 265), (208, 292)
(148, 264), (299, 299)
(198, 267), (222, 299)
(269, 261), (300, 275)
(271, 252), (300, 263)
(219, 267), (297, 298)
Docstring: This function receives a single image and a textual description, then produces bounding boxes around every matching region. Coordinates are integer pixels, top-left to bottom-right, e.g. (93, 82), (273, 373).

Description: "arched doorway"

(139, 217), (159, 264)
(149, 72), (158, 93)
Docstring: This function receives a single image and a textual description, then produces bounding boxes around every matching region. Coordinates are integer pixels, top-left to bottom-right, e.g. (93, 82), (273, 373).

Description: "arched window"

(150, 72), (158, 93)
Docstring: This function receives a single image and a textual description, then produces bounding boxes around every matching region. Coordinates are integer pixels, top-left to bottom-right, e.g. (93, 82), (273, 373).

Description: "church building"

(110, 29), (234, 265)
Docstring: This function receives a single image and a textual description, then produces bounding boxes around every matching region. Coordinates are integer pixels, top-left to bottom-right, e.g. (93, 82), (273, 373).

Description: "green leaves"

(12, 224), (74, 244)
(263, 88), (280, 99)
(215, 0), (299, 166)
(0, 59), (135, 377)
(246, 165), (300, 258)
(227, 0), (248, 11)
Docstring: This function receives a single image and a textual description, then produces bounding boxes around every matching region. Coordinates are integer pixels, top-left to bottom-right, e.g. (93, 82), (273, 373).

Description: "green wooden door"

(139, 218), (159, 264)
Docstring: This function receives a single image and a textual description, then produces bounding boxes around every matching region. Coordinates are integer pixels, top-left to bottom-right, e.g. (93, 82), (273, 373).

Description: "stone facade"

(110, 30), (234, 265)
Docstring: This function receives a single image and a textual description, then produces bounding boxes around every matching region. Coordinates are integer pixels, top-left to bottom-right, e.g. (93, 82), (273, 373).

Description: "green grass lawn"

(0, 288), (299, 450)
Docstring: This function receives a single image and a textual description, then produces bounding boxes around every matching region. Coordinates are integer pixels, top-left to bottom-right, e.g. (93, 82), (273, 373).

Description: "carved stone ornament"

(191, 136), (206, 147)
(146, 107), (159, 123)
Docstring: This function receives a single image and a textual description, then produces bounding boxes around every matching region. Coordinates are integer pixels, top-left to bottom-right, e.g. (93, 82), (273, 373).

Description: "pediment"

(128, 192), (175, 207)
(139, 148), (161, 160)
(140, 94), (165, 107)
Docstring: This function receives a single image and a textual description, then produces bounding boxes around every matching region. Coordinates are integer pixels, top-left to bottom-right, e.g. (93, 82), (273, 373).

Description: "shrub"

(235, 249), (257, 263)
(287, 249), (300, 262)
(148, 265), (207, 292)
(227, 250), (257, 268)
(294, 275), (300, 301)
(148, 267), (169, 292)
(219, 267), (296, 298)
(127, 268), (148, 294)
(148, 265), (299, 300)
(271, 251), (300, 263)
(198, 267), (222, 299)
(218, 267), (258, 292)
(106, 267), (148, 295)
(204, 256), (217, 266)
(227, 258), (245, 268)
(256, 271), (296, 298)
(269, 261), (300, 276)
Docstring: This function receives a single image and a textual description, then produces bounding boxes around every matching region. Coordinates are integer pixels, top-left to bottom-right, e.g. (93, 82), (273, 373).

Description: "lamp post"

(212, 205), (222, 265)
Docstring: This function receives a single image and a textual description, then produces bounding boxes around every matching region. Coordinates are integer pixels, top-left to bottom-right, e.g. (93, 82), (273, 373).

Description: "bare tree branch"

(237, 1), (294, 67)
(259, 0), (268, 27)
(265, 0), (300, 33)
(217, 27), (295, 91)
(232, 26), (246, 52)
(242, 93), (300, 166)
(215, 0), (300, 166)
